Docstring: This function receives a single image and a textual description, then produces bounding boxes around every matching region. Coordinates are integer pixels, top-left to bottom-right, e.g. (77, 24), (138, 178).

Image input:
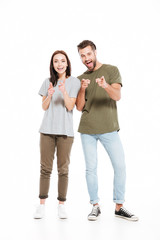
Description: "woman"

(34, 50), (80, 219)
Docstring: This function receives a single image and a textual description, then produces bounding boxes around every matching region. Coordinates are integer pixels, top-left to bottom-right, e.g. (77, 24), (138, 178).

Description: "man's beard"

(86, 59), (97, 72)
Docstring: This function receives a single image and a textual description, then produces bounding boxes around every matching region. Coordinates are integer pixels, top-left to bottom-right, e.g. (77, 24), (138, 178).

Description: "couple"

(34, 40), (138, 221)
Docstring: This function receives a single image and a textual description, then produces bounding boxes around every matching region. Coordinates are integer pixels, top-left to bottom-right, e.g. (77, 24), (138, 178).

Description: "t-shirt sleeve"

(109, 66), (122, 86)
(68, 77), (81, 98)
(38, 79), (49, 96)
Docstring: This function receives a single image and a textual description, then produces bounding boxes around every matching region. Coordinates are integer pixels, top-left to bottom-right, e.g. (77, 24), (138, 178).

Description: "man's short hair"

(77, 40), (96, 51)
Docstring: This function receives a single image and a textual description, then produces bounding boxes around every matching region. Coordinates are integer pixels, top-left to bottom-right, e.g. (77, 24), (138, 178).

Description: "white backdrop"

(0, 0), (160, 239)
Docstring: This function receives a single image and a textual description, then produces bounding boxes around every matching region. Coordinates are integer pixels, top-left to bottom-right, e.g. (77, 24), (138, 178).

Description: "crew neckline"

(85, 64), (104, 74)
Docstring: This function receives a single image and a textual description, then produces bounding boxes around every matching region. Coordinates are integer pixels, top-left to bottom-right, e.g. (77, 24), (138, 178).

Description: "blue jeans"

(81, 131), (126, 204)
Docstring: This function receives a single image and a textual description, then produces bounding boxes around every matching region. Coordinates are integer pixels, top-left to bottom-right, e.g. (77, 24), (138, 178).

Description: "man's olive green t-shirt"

(77, 64), (122, 134)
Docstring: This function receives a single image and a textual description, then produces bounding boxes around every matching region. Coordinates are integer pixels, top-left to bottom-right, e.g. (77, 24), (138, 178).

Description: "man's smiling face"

(79, 46), (97, 71)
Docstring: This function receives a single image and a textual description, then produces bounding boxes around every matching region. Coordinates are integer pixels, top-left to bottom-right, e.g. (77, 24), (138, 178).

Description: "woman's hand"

(42, 82), (55, 111)
(58, 80), (66, 94)
(48, 82), (55, 97)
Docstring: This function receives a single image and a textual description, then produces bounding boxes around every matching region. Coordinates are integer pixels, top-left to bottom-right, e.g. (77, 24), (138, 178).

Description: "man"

(76, 40), (138, 221)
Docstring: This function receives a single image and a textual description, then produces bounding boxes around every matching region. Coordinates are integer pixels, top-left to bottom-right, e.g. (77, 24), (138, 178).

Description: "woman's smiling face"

(53, 53), (68, 75)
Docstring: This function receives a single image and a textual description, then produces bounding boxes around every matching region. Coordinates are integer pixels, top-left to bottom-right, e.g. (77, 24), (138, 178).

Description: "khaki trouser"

(39, 133), (74, 201)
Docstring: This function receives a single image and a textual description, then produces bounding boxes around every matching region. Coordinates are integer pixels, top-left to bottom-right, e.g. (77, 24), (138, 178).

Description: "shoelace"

(120, 207), (133, 217)
(91, 206), (98, 215)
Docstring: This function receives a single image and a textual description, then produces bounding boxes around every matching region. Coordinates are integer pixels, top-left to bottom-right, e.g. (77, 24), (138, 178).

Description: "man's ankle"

(93, 203), (99, 206)
(116, 204), (123, 211)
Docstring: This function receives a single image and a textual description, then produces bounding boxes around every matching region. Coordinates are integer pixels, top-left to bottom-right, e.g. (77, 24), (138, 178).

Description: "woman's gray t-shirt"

(38, 76), (80, 137)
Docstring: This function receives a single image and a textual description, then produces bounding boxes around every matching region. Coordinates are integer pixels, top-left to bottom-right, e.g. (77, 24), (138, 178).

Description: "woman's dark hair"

(77, 40), (96, 52)
(49, 50), (71, 87)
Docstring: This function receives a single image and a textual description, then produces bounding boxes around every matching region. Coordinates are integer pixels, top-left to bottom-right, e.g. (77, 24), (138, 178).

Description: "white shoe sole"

(59, 216), (68, 219)
(88, 214), (101, 221)
(115, 215), (139, 221)
(33, 213), (44, 219)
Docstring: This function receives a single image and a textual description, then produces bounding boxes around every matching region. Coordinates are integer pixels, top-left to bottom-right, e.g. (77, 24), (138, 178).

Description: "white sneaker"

(33, 204), (45, 219)
(58, 204), (68, 219)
